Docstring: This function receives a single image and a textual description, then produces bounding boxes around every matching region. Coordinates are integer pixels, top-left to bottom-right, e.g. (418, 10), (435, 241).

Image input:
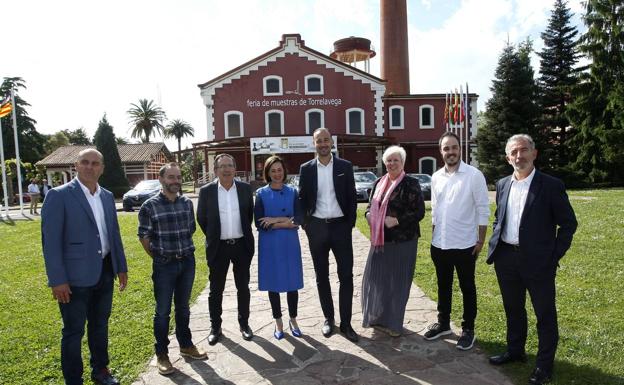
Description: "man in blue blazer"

(486, 134), (577, 385)
(299, 128), (359, 342)
(42, 149), (128, 385)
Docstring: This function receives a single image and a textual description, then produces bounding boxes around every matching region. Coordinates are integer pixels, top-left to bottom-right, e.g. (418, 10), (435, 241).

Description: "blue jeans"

(59, 256), (114, 385)
(152, 254), (195, 354)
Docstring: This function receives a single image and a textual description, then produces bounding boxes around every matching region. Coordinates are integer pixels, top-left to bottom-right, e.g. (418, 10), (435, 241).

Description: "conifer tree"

(93, 114), (129, 197)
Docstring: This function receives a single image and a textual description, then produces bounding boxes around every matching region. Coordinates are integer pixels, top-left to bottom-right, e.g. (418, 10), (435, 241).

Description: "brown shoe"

(156, 353), (175, 375)
(180, 345), (208, 360)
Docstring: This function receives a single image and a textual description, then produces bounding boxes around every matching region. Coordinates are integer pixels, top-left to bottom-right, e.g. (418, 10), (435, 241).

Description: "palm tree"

(164, 119), (194, 161)
(127, 99), (166, 143)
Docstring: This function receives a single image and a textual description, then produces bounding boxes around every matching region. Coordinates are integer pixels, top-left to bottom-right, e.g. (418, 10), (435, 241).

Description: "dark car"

(354, 171), (378, 202)
(408, 173), (431, 200)
(122, 179), (161, 211)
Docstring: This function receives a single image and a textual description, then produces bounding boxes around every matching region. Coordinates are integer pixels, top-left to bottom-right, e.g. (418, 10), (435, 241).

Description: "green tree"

(567, 0), (624, 184)
(477, 40), (540, 182)
(44, 131), (70, 155)
(61, 128), (92, 145)
(0, 77), (47, 163)
(93, 114), (128, 197)
(537, 0), (580, 175)
(115, 136), (130, 145)
(127, 99), (166, 143)
(164, 119), (194, 161)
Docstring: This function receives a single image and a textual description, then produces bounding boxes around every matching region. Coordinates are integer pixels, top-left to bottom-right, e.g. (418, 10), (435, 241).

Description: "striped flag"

(453, 89), (459, 124)
(0, 95), (11, 118)
(444, 93), (449, 128)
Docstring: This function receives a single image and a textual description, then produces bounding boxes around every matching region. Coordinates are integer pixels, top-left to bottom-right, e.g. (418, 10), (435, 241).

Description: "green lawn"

(356, 189), (624, 385)
(0, 214), (208, 385)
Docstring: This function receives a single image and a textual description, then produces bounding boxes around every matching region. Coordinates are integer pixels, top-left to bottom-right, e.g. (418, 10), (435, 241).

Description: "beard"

(444, 154), (459, 166)
(164, 183), (181, 194)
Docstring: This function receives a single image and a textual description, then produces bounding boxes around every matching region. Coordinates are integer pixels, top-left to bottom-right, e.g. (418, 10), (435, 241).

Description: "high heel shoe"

(289, 320), (303, 337)
(274, 326), (284, 340)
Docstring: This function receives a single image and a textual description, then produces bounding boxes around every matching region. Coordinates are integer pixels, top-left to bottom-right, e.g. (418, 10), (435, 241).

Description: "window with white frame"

(263, 75), (283, 96)
(419, 104), (434, 129)
(389, 105), (404, 130)
(346, 108), (365, 135)
(265, 110), (284, 135)
(419, 157), (436, 175)
(305, 109), (324, 134)
(305, 74), (324, 95)
(224, 111), (243, 138)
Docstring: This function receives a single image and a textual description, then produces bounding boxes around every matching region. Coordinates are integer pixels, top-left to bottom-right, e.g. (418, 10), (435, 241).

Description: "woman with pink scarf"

(362, 145), (425, 337)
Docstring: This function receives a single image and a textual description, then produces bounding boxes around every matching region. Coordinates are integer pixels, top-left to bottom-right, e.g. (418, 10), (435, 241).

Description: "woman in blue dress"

(254, 155), (304, 339)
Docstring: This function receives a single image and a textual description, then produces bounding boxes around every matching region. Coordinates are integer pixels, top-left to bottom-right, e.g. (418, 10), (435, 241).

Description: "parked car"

(122, 179), (161, 211)
(408, 173), (432, 200)
(354, 171), (378, 202)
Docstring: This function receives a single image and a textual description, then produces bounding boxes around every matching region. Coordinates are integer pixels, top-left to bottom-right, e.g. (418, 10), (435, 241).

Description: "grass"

(0, 214), (208, 385)
(356, 189), (624, 385)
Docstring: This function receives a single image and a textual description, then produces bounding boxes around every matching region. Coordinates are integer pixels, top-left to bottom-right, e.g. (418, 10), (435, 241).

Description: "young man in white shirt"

(424, 132), (490, 351)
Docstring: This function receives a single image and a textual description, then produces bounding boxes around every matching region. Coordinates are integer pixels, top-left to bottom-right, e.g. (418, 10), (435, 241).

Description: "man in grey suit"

(487, 134), (577, 385)
(42, 149), (128, 385)
(196, 153), (255, 346)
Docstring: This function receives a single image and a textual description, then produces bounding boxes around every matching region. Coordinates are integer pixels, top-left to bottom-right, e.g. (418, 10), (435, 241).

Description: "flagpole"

(10, 89), (24, 215)
(465, 83), (469, 164)
(0, 118), (9, 218)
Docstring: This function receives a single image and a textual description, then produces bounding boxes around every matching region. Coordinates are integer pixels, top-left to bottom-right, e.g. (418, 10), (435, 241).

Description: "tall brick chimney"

(380, 0), (410, 95)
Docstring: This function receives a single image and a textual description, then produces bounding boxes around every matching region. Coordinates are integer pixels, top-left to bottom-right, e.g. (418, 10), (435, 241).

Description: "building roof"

(36, 143), (172, 167)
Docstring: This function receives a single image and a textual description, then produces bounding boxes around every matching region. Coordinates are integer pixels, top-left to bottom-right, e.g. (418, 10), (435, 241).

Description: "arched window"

(224, 111), (243, 138)
(346, 107), (365, 135)
(419, 157), (436, 175)
(305, 74), (324, 95)
(419, 104), (434, 129)
(305, 109), (324, 134)
(265, 110), (284, 135)
(389, 105), (404, 130)
(263, 75), (283, 96)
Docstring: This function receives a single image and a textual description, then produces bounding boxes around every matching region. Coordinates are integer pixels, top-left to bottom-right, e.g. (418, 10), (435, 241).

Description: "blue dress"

(254, 185), (304, 292)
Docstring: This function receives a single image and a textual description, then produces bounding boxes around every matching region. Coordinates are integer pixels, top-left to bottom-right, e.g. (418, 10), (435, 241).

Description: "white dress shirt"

(217, 181), (244, 239)
(502, 167), (536, 245)
(431, 161), (490, 250)
(27, 183), (40, 194)
(77, 178), (110, 257)
(313, 156), (344, 219)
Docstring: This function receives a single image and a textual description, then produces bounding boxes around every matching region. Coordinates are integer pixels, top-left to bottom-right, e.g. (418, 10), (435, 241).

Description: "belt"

(221, 238), (243, 245)
(312, 216), (345, 224)
(155, 253), (189, 260)
(501, 241), (521, 252)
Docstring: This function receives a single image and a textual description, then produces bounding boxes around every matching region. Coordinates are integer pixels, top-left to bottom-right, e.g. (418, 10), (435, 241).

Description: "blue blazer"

(486, 170), (577, 277)
(42, 178), (128, 287)
(298, 155), (357, 228)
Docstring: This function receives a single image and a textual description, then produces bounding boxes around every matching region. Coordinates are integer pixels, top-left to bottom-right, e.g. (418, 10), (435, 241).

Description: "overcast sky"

(4, 0), (585, 151)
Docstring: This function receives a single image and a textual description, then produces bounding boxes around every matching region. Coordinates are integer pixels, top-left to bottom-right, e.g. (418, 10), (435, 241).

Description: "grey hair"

(505, 134), (535, 155)
(382, 145), (406, 164)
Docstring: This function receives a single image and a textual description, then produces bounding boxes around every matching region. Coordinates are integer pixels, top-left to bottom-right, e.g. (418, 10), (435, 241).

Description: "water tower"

(330, 36), (376, 73)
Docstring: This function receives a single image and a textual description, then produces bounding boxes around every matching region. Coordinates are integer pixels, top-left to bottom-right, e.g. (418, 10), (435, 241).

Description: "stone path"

(132, 227), (513, 385)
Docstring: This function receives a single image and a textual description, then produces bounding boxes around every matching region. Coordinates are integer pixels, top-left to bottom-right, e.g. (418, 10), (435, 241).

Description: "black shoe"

(240, 325), (253, 341)
(423, 322), (452, 340)
(322, 319), (335, 337)
(528, 367), (552, 384)
(91, 368), (120, 385)
(456, 329), (476, 350)
(339, 324), (359, 342)
(208, 327), (222, 346)
(489, 351), (527, 365)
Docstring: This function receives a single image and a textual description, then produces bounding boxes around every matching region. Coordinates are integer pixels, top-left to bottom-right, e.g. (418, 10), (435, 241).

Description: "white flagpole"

(465, 83), (469, 164)
(11, 89), (24, 215)
(0, 117), (10, 218)
(459, 86), (463, 161)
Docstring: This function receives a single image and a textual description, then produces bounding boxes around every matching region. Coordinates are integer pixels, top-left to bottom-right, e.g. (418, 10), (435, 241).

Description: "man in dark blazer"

(197, 153), (255, 345)
(487, 134), (577, 385)
(42, 149), (128, 385)
(299, 128), (359, 342)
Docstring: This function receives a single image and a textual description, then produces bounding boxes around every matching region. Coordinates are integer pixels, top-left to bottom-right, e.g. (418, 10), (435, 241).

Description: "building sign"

(251, 136), (337, 154)
(246, 97), (343, 109)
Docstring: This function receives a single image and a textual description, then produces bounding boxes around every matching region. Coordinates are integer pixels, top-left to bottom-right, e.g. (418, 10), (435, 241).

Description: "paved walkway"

(132, 227), (513, 385)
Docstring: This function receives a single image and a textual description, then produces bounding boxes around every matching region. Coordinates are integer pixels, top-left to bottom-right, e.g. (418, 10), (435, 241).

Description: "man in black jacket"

(298, 128), (358, 342)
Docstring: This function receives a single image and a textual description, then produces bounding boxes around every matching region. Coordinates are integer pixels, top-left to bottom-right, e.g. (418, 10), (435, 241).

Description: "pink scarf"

(370, 171), (405, 248)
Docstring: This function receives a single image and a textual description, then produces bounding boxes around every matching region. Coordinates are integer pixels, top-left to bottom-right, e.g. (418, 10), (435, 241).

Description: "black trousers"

(494, 242), (558, 372)
(268, 291), (298, 319)
(305, 217), (354, 326)
(430, 245), (477, 330)
(208, 241), (251, 329)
